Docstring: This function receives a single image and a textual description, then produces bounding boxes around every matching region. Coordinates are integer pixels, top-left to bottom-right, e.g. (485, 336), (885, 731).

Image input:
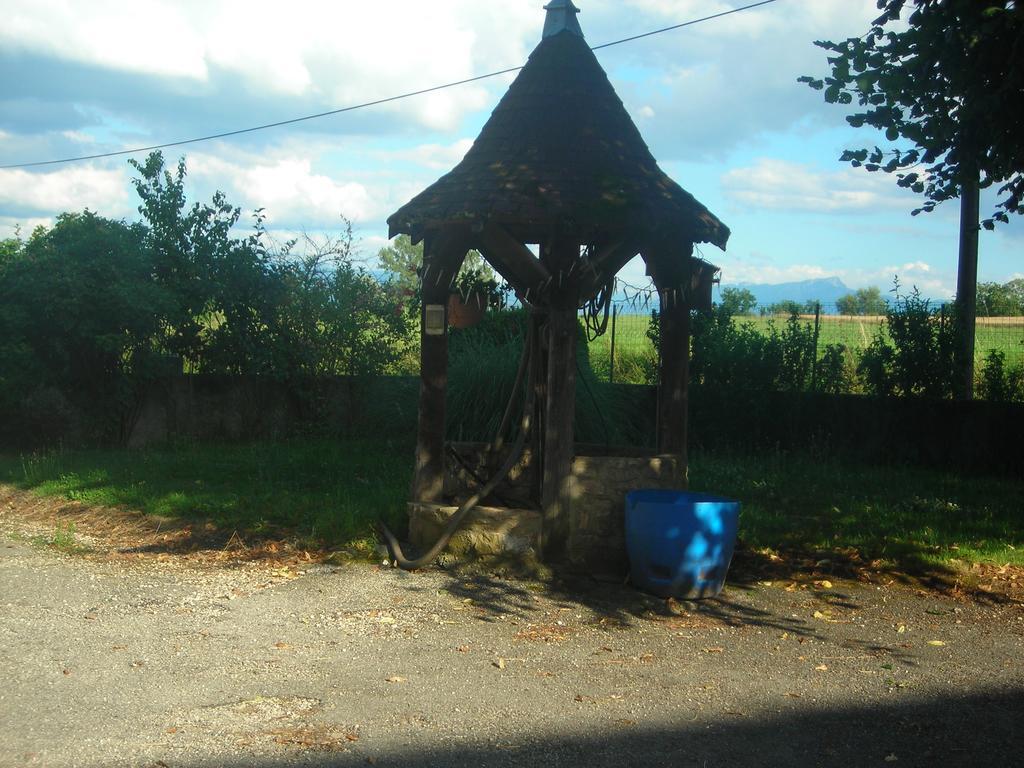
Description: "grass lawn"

(0, 439), (413, 552)
(691, 450), (1024, 570)
(1, 439), (1020, 573)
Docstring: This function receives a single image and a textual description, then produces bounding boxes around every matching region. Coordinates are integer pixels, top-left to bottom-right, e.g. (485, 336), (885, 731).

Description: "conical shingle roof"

(388, 24), (728, 251)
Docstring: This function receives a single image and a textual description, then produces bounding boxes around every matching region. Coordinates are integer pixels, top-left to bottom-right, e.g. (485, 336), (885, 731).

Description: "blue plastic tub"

(625, 489), (740, 599)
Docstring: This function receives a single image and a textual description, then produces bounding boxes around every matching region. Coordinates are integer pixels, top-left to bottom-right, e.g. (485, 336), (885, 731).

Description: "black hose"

(376, 323), (537, 570)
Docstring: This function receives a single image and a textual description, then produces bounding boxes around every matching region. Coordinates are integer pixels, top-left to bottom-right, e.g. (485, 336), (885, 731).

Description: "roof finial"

(543, 0), (583, 39)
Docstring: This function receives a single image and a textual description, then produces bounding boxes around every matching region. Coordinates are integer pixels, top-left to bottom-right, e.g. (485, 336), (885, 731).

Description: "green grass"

(2, 439), (1020, 572)
(690, 449), (1024, 570)
(15, 522), (94, 555)
(3, 439), (413, 550)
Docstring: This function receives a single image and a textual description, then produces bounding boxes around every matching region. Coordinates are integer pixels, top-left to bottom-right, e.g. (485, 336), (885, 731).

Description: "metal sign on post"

(424, 304), (446, 336)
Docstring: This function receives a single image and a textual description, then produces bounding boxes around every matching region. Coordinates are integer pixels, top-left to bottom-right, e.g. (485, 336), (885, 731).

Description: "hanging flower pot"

(447, 291), (486, 328)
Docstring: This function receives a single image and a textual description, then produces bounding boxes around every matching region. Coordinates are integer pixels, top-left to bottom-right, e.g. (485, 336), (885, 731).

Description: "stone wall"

(565, 453), (684, 577)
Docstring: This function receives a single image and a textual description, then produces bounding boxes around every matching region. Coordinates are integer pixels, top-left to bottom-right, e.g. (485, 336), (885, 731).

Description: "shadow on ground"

(156, 688), (1024, 767)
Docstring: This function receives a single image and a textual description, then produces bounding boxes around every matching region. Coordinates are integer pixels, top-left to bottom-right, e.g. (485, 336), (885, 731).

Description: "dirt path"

(2, 503), (1023, 768)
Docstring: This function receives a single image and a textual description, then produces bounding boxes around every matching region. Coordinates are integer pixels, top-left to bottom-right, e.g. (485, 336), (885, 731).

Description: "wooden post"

(647, 243), (695, 488)
(608, 304), (618, 384)
(541, 306), (577, 560)
(411, 232), (465, 503)
(656, 283), (690, 466)
(538, 233), (579, 561)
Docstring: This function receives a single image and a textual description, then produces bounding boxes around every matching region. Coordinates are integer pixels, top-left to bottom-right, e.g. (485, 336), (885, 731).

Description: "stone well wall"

(435, 443), (684, 574)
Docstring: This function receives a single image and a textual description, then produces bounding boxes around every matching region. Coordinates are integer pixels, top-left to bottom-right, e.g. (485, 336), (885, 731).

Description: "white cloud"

(3, 1), (208, 80)
(616, 0), (787, 39)
(0, 165), (130, 217)
(715, 255), (955, 298)
(721, 159), (912, 213)
(187, 153), (383, 227)
(718, 261), (832, 285)
(599, 0), (880, 160)
(2, 1), (536, 133)
(374, 139), (475, 172)
(882, 261), (931, 275)
(0, 216), (53, 239)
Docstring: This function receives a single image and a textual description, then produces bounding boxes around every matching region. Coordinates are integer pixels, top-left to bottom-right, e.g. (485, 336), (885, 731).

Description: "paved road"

(1, 534), (1023, 768)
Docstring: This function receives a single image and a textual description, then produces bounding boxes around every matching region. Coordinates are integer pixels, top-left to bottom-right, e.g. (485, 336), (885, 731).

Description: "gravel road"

(2, 527), (1023, 768)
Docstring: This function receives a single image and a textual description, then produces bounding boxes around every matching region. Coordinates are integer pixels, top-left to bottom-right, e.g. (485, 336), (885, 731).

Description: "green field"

(586, 312), (1024, 384)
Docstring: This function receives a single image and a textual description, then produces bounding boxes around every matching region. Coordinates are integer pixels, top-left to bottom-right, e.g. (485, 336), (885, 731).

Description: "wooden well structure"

(387, 0), (730, 564)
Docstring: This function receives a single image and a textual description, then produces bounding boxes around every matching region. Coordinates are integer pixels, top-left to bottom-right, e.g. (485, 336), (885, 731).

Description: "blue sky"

(1, 0), (1020, 299)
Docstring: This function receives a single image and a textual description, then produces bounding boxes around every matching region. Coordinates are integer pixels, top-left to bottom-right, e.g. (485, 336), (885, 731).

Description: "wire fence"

(585, 300), (1024, 385)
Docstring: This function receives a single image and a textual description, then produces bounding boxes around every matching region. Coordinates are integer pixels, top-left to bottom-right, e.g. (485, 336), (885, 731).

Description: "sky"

(0, 0), (1020, 299)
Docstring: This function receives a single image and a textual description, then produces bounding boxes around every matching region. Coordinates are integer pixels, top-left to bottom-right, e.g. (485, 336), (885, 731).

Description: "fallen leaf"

(494, 658), (506, 670)
(165, 727), (178, 735)
(786, 692), (802, 698)
(385, 675), (406, 683)
(273, 641), (291, 650)
(814, 580), (833, 589)
(927, 640), (946, 647)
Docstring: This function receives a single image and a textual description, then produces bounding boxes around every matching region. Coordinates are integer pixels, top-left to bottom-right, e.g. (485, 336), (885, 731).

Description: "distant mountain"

(720, 277), (852, 310)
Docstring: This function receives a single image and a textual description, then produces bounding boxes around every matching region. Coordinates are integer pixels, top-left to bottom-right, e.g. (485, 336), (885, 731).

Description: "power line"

(0, 0), (780, 170)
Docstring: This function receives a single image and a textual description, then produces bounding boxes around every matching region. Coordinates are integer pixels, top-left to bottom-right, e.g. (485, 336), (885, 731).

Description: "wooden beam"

(411, 230), (468, 503)
(477, 223), (551, 300)
(576, 240), (639, 302)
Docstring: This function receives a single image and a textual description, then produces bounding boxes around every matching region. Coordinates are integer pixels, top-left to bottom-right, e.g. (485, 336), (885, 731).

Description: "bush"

(857, 283), (954, 398)
(978, 350), (1024, 403)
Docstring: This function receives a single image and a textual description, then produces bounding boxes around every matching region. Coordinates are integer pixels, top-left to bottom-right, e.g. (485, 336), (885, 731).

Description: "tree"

(837, 286), (888, 315)
(800, 0), (1024, 399)
(800, 1), (1023, 227)
(718, 287), (757, 316)
(977, 279), (1024, 316)
(377, 235), (499, 298)
(766, 299), (803, 317)
(0, 211), (168, 439)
